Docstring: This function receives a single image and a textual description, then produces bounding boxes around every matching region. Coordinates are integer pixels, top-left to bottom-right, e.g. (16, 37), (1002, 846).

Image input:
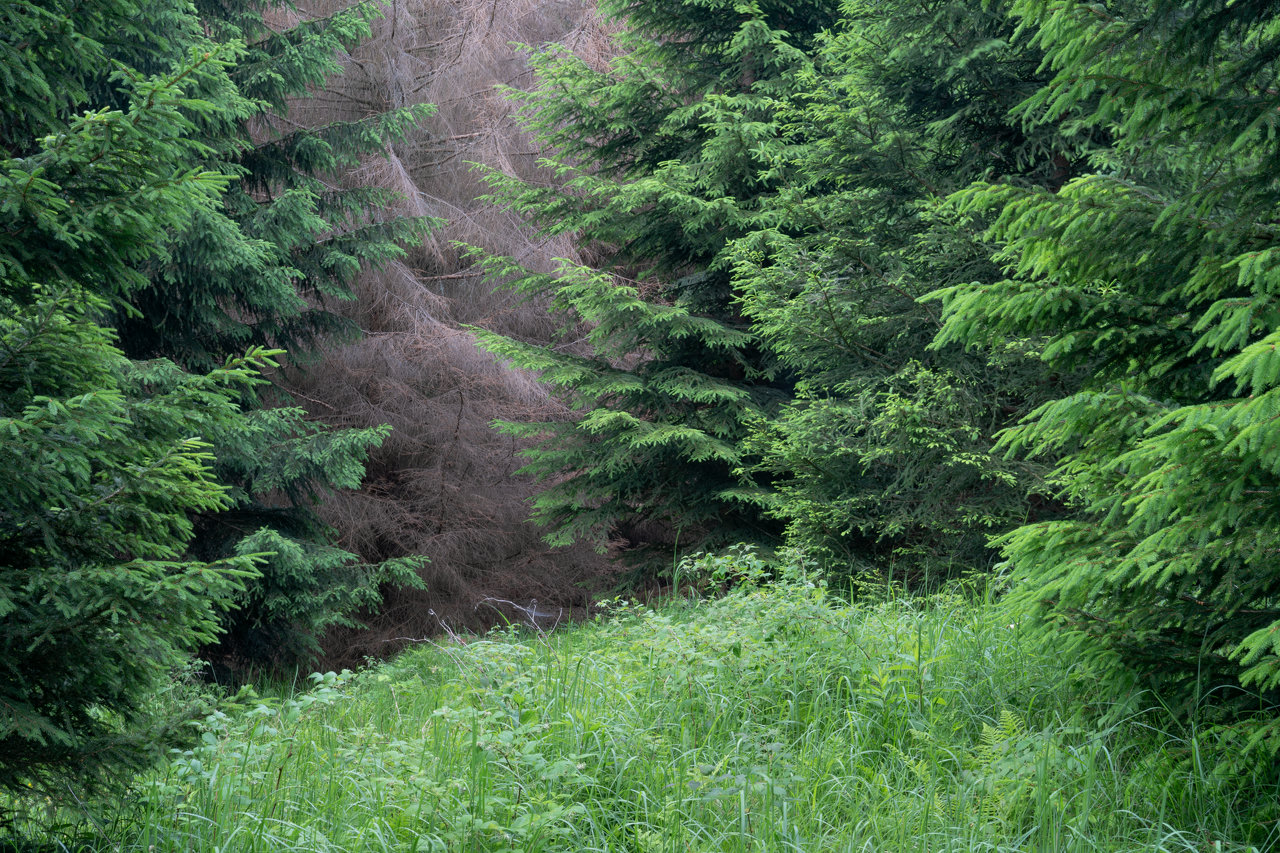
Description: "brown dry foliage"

(276, 0), (627, 667)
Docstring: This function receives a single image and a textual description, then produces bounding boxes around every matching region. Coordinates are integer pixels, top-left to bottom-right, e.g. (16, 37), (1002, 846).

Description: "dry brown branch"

(262, 0), (625, 665)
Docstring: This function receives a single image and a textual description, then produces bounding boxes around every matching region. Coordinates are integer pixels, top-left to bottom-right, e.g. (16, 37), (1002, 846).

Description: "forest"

(4, 0), (1280, 848)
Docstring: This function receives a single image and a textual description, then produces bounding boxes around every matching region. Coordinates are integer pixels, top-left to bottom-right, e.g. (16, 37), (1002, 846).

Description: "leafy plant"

(28, 555), (1268, 850)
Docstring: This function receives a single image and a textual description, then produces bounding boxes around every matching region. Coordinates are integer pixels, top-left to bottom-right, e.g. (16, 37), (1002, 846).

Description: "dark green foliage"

(470, 255), (769, 553)
(96, 0), (435, 666)
(0, 0), (431, 794)
(729, 0), (1090, 581)
(930, 0), (1280, 753)
(472, 0), (841, 562)
(193, 399), (422, 664)
(0, 3), (265, 792)
(116, 0), (438, 370)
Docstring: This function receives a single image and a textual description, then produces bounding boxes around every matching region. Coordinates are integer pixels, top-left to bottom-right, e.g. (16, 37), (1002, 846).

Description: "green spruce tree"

(930, 0), (1280, 755)
(470, 0), (840, 565)
(0, 0), (265, 794)
(729, 0), (1093, 582)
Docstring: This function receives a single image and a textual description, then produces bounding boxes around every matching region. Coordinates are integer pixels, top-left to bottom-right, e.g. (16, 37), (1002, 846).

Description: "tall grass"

(12, 554), (1276, 851)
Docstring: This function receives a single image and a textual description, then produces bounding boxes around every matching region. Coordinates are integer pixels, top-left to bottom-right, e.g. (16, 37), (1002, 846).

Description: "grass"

(9, 555), (1278, 851)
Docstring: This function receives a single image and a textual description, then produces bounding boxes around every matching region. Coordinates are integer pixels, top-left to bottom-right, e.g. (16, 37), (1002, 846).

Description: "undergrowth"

(8, 551), (1277, 851)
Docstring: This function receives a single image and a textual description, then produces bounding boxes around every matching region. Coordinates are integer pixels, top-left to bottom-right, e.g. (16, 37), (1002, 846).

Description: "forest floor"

(16, 572), (1279, 851)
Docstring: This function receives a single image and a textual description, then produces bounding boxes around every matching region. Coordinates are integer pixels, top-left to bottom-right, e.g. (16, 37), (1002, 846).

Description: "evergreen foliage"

(0, 0), (434, 792)
(729, 0), (1094, 581)
(471, 0), (841, 562)
(930, 0), (1280, 751)
(0, 299), (268, 797)
(79, 0), (435, 667)
(0, 2), (265, 793)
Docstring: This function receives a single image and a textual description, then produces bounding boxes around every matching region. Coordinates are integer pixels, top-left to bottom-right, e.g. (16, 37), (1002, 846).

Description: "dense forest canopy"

(4, 0), (1280, 818)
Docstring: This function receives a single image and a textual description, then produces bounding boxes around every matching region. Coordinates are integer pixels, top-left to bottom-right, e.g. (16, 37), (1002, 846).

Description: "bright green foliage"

(0, 296), (266, 797)
(0, 25), (231, 304)
(0, 0), (430, 793)
(25, 567), (1274, 850)
(0, 4), (268, 792)
(472, 0), (841, 560)
(729, 0), (1091, 581)
(931, 0), (1280, 749)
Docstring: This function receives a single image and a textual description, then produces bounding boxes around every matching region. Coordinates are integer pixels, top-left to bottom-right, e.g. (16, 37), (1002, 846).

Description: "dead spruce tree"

(273, 0), (619, 662)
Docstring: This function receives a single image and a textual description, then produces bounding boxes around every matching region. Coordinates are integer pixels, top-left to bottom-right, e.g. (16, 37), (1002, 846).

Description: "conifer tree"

(729, 0), (1093, 581)
(471, 0), (840, 563)
(931, 0), (1280, 751)
(118, 0), (436, 371)
(107, 0), (436, 665)
(0, 0), (266, 794)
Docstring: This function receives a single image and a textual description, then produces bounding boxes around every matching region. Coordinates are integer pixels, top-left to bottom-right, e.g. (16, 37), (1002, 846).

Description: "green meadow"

(15, 557), (1275, 851)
